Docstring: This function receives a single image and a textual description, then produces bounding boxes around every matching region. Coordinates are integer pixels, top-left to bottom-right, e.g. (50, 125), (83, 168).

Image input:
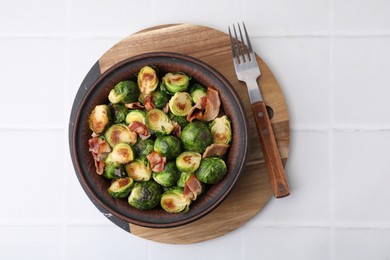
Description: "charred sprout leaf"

(154, 135), (182, 160)
(177, 172), (192, 188)
(161, 187), (191, 213)
(138, 66), (158, 94)
(209, 115), (232, 144)
(195, 157), (227, 184)
(132, 138), (154, 158)
(189, 83), (207, 104)
(128, 180), (161, 210)
(176, 151), (202, 173)
(125, 157), (152, 181)
(152, 161), (180, 187)
(103, 162), (126, 180)
(169, 92), (192, 116)
(108, 80), (140, 104)
(108, 177), (134, 198)
(145, 108), (174, 136)
(104, 124), (136, 147)
(181, 121), (213, 153)
(88, 104), (110, 134)
(161, 72), (190, 94)
(125, 109), (146, 125)
(110, 104), (128, 124)
(105, 143), (134, 164)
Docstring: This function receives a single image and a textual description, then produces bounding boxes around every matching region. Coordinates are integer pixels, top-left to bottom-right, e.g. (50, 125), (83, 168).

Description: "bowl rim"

(69, 51), (249, 228)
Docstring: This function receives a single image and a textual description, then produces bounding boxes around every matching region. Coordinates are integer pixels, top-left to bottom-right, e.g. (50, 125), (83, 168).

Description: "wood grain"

(98, 24), (290, 244)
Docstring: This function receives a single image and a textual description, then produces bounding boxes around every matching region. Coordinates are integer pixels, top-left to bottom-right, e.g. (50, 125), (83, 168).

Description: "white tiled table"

(1, 0), (390, 259)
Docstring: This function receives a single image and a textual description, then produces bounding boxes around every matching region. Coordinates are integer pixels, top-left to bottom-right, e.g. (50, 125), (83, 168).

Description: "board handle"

(251, 101), (290, 198)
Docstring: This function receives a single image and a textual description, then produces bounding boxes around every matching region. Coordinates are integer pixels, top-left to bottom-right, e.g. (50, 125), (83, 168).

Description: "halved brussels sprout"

(110, 104), (128, 124)
(103, 162), (126, 180)
(108, 80), (140, 104)
(168, 92), (192, 116)
(125, 157), (152, 181)
(169, 113), (189, 128)
(88, 104), (110, 134)
(128, 180), (161, 210)
(177, 172), (192, 188)
(154, 135), (182, 160)
(161, 187), (191, 213)
(108, 177), (134, 198)
(195, 157), (227, 184)
(138, 66), (158, 94)
(176, 151), (201, 173)
(132, 138), (154, 158)
(189, 83), (207, 104)
(152, 161), (180, 187)
(104, 124), (136, 147)
(209, 115), (232, 144)
(180, 122), (213, 153)
(161, 72), (190, 94)
(105, 143), (134, 164)
(146, 109), (174, 136)
(125, 109), (146, 125)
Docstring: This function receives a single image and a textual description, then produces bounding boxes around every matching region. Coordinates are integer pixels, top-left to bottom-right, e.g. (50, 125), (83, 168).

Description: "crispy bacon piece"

(146, 151), (167, 172)
(88, 137), (112, 175)
(184, 174), (203, 200)
(163, 102), (169, 113)
(125, 102), (144, 109)
(144, 95), (155, 111)
(128, 121), (151, 140)
(202, 143), (230, 158)
(201, 87), (221, 122)
(171, 121), (182, 138)
(186, 96), (207, 122)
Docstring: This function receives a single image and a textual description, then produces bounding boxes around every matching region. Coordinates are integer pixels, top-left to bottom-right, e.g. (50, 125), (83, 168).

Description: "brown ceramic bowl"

(69, 52), (249, 228)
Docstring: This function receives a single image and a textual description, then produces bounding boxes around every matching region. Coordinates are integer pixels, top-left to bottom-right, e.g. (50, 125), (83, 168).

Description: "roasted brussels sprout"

(108, 177), (134, 198)
(169, 113), (189, 128)
(125, 109), (146, 125)
(189, 83), (207, 104)
(195, 157), (227, 184)
(160, 187), (191, 213)
(110, 104), (128, 124)
(181, 122), (213, 153)
(105, 143), (134, 164)
(209, 115), (232, 144)
(169, 92), (192, 116)
(154, 135), (182, 160)
(125, 157), (152, 181)
(161, 72), (190, 94)
(132, 138), (154, 158)
(177, 172), (192, 188)
(103, 162), (126, 180)
(104, 124), (137, 147)
(88, 104), (110, 134)
(176, 151), (201, 173)
(138, 66), (158, 94)
(145, 109), (174, 136)
(152, 161), (180, 187)
(151, 90), (170, 109)
(128, 180), (161, 210)
(108, 80), (140, 104)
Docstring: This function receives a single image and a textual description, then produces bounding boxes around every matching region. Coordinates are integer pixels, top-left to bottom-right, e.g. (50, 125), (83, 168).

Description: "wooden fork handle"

(251, 101), (290, 198)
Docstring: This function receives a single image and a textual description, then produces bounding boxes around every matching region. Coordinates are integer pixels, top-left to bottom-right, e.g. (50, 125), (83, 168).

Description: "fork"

(229, 22), (290, 198)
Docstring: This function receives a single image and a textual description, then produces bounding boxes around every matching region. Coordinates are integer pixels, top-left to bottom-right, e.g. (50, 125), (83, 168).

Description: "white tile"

(0, 130), (64, 221)
(334, 0), (390, 31)
(244, 0), (329, 33)
(252, 37), (330, 128)
(242, 227), (330, 260)
(333, 131), (390, 224)
(0, 226), (62, 260)
(65, 226), (150, 259)
(251, 131), (330, 225)
(334, 228), (390, 260)
(0, 0), (66, 33)
(0, 39), (66, 127)
(333, 37), (390, 128)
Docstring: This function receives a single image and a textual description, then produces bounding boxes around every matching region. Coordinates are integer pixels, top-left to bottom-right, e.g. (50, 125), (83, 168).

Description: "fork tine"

(242, 22), (256, 61)
(228, 26), (237, 59)
(237, 22), (250, 63)
(232, 24), (242, 64)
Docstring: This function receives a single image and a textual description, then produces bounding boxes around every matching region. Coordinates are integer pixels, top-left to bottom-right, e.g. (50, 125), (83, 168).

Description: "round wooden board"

(94, 24), (290, 244)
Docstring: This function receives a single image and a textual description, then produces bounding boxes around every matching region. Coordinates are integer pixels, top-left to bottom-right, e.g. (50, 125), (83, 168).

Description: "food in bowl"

(87, 65), (233, 214)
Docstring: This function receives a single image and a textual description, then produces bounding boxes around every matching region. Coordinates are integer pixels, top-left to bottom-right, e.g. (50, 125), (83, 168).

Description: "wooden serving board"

(94, 24), (290, 244)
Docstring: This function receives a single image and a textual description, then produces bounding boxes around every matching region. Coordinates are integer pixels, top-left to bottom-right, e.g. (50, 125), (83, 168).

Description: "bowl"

(69, 52), (249, 228)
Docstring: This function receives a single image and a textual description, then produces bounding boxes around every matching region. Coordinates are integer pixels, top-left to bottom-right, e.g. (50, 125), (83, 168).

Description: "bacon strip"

(202, 143), (230, 158)
(201, 87), (221, 122)
(146, 151), (167, 172)
(186, 96), (207, 122)
(184, 174), (203, 200)
(125, 102), (144, 109)
(144, 95), (155, 111)
(171, 121), (182, 138)
(88, 137), (111, 175)
(128, 121), (151, 140)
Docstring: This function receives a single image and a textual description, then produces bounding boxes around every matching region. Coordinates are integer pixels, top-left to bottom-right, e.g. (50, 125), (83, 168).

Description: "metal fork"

(229, 23), (290, 198)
